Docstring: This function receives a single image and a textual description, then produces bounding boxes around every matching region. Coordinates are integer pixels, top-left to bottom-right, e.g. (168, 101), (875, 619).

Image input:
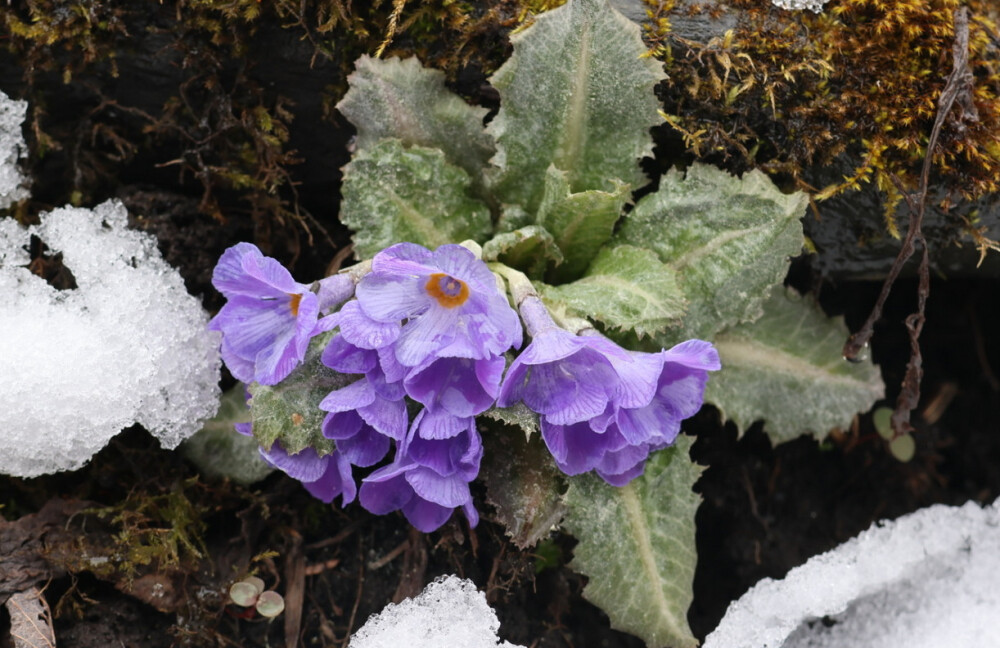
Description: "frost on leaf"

(618, 163), (807, 343)
(541, 245), (687, 337)
(705, 286), (885, 443)
(563, 437), (701, 648)
(337, 55), (494, 189)
(486, 0), (664, 214)
(340, 139), (492, 259)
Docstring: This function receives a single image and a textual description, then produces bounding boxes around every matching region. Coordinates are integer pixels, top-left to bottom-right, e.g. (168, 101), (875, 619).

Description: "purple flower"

(209, 243), (349, 385)
(501, 296), (720, 486)
(353, 243), (522, 367)
(358, 409), (482, 532)
(404, 354), (505, 417)
(259, 442), (356, 505)
(320, 375), (408, 468)
(497, 297), (663, 425)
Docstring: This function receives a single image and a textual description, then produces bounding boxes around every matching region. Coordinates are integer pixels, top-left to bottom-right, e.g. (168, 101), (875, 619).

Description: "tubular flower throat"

(425, 273), (470, 309)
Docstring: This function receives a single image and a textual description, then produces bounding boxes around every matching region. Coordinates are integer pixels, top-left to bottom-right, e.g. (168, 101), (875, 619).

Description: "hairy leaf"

(340, 139), (492, 259)
(487, 0), (664, 213)
(337, 55), (494, 186)
(706, 286), (885, 442)
(541, 245), (687, 337)
(618, 163), (807, 342)
(480, 419), (566, 549)
(183, 385), (273, 485)
(481, 401), (540, 439)
(249, 333), (348, 456)
(482, 225), (564, 279)
(563, 436), (701, 648)
(537, 166), (630, 282)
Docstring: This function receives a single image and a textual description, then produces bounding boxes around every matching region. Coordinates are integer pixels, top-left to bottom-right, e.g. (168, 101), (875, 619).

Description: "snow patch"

(0, 89), (29, 209)
(348, 575), (524, 648)
(0, 200), (221, 477)
(705, 499), (1000, 648)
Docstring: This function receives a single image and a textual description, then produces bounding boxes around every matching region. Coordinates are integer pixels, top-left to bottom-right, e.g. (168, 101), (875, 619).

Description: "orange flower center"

(425, 273), (470, 309)
(288, 292), (302, 317)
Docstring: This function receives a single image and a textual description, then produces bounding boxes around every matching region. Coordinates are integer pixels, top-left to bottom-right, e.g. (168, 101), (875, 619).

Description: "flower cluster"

(498, 295), (720, 485)
(210, 242), (718, 532)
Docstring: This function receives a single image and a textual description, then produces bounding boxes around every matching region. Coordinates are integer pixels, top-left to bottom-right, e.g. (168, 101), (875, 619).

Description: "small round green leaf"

(255, 591), (285, 618)
(873, 407), (894, 440)
(889, 434), (916, 463)
(229, 581), (260, 607)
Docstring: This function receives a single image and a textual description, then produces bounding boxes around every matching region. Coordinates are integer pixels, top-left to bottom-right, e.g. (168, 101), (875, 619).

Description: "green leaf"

(337, 55), (494, 187)
(705, 286), (885, 443)
(480, 419), (566, 549)
(487, 0), (664, 213)
(618, 163), (807, 342)
(541, 245), (687, 337)
(482, 225), (564, 279)
(481, 401), (540, 439)
(536, 166), (630, 282)
(563, 437), (701, 648)
(182, 385), (274, 486)
(249, 332), (349, 455)
(340, 139), (492, 259)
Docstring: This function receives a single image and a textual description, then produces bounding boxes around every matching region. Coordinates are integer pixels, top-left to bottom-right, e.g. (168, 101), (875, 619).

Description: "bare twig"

(843, 7), (977, 436)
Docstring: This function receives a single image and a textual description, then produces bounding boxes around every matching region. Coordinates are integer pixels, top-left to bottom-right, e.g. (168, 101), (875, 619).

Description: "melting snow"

(0, 200), (221, 477)
(348, 576), (524, 648)
(705, 499), (1000, 648)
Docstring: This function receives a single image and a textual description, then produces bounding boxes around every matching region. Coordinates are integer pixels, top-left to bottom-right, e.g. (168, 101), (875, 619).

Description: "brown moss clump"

(0, 0), (534, 257)
(661, 0), (1000, 231)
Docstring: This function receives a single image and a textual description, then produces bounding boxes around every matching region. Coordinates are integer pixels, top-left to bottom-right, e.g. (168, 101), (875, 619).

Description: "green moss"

(80, 477), (210, 585)
(660, 0), (1000, 229)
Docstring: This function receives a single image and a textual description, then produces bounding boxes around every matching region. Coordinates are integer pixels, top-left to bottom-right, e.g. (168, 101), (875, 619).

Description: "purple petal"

(404, 355), (502, 418)
(259, 444), (327, 482)
(596, 455), (648, 487)
(461, 500), (480, 528)
(594, 443), (650, 484)
(654, 364), (711, 421)
(608, 349), (665, 409)
(367, 365), (407, 401)
(303, 452), (357, 504)
(212, 243), (291, 297)
(322, 410), (364, 441)
(356, 273), (429, 322)
(405, 414), (481, 478)
(337, 300), (401, 349)
(358, 394), (408, 441)
(322, 335), (379, 374)
(394, 305), (461, 366)
(524, 358), (614, 425)
(319, 378), (375, 413)
(405, 467), (472, 508)
(662, 339), (722, 371)
(429, 244), (497, 292)
(359, 463), (415, 515)
(401, 496), (456, 533)
(336, 425), (391, 467)
(218, 336), (256, 383)
(615, 401), (681, 446)
(541, 420), (627, 476)
(411, 408), (470, 440)
(378, 346), (407, 384)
